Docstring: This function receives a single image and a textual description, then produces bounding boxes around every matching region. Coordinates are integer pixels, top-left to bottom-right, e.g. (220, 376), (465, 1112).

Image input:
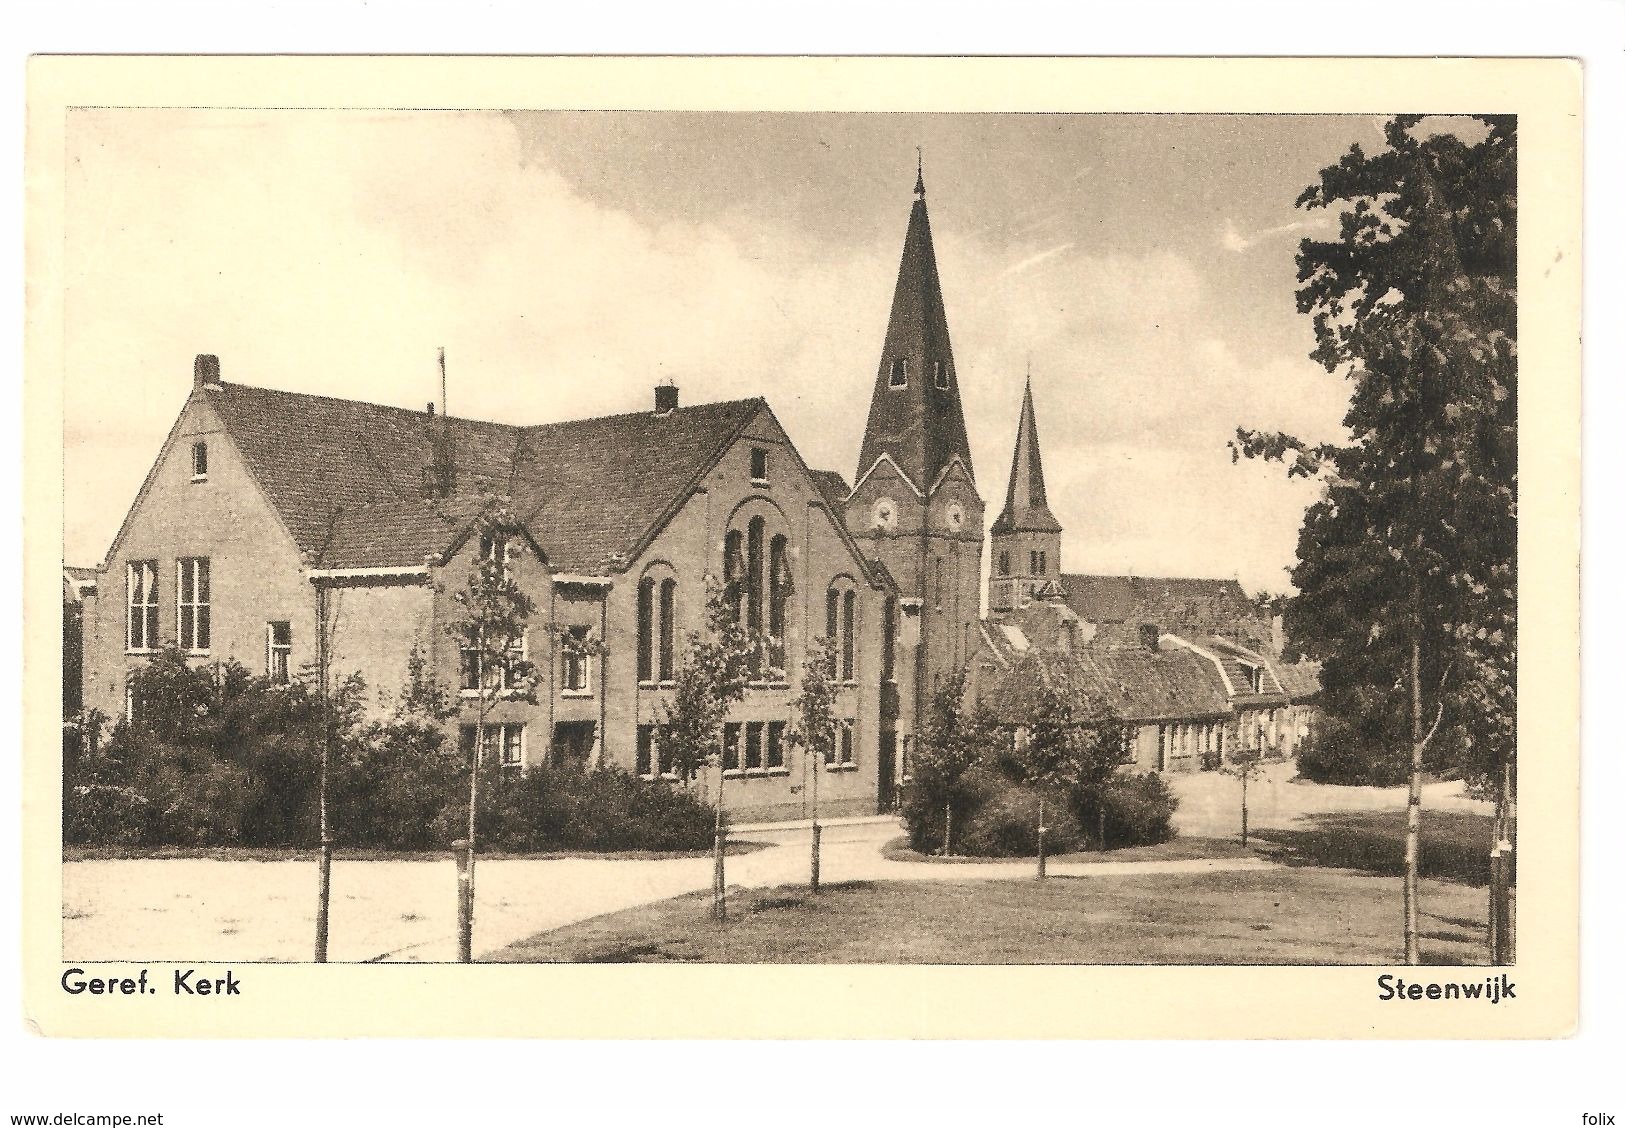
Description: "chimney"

(654, 380), (679, 415)
(193, 354), (221, 388)
(1140, 623), (1160, 651)
(426, 402), (436, 416)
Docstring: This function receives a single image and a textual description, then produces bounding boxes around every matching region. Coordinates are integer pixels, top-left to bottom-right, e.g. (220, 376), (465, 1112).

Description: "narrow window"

(998, 551), (1009, 577)
(841, 724), (856, 769)
(1038, 551), (1047, 576)
(658, 577), (676, 682)
(750, 446), (768, 483)
(126, 560), (159, 651)
(767, 535), (789, 671)
(746, 517), (765, 654)
(637, 577), (655, 683)
(479, 534), (511, 579)
(825, 588), (839, 641)
(656, 724), (677, 779)
(501, 725), (525, 773)
(562, 626), (592, 695)
(636, 724), (655, 778)
(1029, 550), (1038, 575)
(266, 621), (292, 685)
(190, 441), (208, 480)
(881, 597), (896, 682)
(766, 722), (786, 771)
(177, 557), (210, 652)
(722, 722), (742, 774)
(841, 590), (856, 681)
(889, 357), (908, 387)
(745, 721), (764, 772)
(933, 360), (948, 390)
(459, 636), (482, 692)
(724, 529), (745, 622)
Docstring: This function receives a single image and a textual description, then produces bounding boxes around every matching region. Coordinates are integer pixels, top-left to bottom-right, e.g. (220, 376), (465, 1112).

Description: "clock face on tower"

(944, 500), (966, 533)
(872, 497), (898, 532)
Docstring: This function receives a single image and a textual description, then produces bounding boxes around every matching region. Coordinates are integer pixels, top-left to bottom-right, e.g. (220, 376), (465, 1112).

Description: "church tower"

(989, 373), (1063, 613)
(846, 163), (985, 700)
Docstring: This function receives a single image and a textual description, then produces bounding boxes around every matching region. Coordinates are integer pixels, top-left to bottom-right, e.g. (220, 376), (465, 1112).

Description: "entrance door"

(877, 731), (897, 813)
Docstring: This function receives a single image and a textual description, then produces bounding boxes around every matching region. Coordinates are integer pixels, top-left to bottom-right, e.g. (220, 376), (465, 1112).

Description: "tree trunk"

(460, 705), (485, 963)
(314, 584), (333, 963)
(1404, 620), (1425, 966)
(943, 800), (954, 857)
(712, 742), (727, 921)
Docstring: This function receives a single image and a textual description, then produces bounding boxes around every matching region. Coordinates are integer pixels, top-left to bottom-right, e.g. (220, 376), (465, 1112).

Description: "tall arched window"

(723, 529), (745, 622)
(638, 567), (678, 686)
(658, 577), (676, 682)
(746, 516), (765, 674)
(826, 577), (857, 683)
(767, 534), (790, 671)
(637, 576), (655, 683)
(842, 589), (856, 682)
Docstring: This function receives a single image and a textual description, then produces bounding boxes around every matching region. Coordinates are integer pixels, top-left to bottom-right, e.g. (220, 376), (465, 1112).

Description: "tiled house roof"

(208, 381), (762, 574)
(1061, 573), (1272, 649)
(984, 648), (1233, 726)
(809, 469), (852, 510)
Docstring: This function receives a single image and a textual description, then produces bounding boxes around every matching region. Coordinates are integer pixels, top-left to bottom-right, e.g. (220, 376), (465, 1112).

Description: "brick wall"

(82, 390), (315, 718)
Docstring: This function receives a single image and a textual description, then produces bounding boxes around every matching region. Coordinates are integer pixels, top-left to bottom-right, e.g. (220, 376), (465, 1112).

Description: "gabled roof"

(985, 647), (1232, 726)
(1062, 573), (1271, 648)
(991, 377), (1062, 536)
(206, 380), (763, 574)
(809, 469), (852, 510)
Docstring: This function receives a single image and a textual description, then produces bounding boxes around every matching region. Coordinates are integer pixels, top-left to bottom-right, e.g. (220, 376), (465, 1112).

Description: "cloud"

(61, 110), (1353, 596)
(1219, 213), (1335, 253)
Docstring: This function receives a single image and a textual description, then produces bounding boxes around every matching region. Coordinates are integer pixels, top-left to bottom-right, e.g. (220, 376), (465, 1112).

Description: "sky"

(60, 109), (1386, 594)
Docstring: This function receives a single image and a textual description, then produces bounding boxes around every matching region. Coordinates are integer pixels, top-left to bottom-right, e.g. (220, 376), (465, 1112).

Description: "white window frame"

(125, 560), (159, 653)
(190, 440), (209, 481)
(749, 446), (769, 486)
(459, 629), (528, 697)
(266, 621), (292, 685)
(561, 626), (593, 697)
(827, 720), (858, 772)
(176, 557), (210, 654)
(933, 360), (949, 390)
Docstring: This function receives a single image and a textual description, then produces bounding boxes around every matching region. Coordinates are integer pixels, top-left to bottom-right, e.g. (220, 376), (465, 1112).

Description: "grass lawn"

(486, 868), (1490, 965)
(880, 835), (1257, 866)
(62, 841), (765, 864)
(1251, 809), (1498, 887)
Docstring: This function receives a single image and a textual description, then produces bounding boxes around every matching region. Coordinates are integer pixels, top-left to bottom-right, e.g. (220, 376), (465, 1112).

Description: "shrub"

(1295, 722), (1409, 787)
(479, 765), (715, 853)
(1075, 773), (1179, 848)
(955, 780), (1082, 858)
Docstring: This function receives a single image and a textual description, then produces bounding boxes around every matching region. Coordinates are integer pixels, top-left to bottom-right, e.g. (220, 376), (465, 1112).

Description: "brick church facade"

(77, 167), (1315, 818)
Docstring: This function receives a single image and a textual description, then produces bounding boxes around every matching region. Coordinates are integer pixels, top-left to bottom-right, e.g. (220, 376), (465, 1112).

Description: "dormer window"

(750, 446), (769, 484)
(889, 358), (908, 388)
(190, 441), (208, 480)
(933, 360), (949, 389)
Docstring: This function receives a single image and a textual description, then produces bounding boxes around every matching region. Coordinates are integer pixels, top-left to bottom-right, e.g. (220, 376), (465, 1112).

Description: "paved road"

(63, 766), (1486, 963)
(62, 820), (1269, 964)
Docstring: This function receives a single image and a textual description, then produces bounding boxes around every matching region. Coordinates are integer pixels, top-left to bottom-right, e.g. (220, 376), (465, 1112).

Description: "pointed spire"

(854, 166), (974, 492)
(991, 370), (1062, 536)
(915, 147), (925, 199)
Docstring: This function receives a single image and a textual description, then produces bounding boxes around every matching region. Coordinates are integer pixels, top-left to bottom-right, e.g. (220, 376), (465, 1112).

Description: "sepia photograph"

(54, 104), (1521, 969)
(21, 55), (1583, 1042)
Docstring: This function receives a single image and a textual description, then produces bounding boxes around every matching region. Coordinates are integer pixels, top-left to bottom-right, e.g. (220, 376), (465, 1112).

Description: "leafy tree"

(788, 636), (839, 888)
(1231, 115), (1516, 963)
(908, 669), (997, 855)
(657, 575), (756, 785)
(657, 573), (756, 918)
(443, 501), (540, 960)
